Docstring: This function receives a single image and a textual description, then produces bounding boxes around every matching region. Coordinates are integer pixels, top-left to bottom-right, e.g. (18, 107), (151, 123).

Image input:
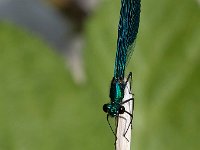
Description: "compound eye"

(103, 104), (108, 113)
(119, 106), (125, 114)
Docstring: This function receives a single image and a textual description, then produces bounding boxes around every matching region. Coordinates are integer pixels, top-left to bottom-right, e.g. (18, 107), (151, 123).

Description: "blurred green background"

(0, 0), (200, 150)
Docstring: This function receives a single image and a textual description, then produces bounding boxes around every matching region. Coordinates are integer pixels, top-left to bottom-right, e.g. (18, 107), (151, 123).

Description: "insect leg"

(107, 114), (117, 139)
(123, 110), (133, 139)
(124, 72), (134, 95)
(121, 98), (134, 139)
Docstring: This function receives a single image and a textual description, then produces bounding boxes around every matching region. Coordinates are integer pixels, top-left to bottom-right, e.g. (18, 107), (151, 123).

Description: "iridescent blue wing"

(114, 0), (141, 78)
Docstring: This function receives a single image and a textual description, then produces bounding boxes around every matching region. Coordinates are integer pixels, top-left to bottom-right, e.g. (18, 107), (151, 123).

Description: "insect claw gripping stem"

(123, 110), (133, 138)
(119, 96), (134, 140)
(125, 72), (134, 95)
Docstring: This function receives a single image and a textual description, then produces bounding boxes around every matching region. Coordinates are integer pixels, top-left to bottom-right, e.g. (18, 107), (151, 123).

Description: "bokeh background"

(0, 0), (200, 150)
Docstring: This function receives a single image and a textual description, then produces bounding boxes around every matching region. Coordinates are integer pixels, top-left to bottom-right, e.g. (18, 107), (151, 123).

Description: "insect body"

(103, 0), (141, 136)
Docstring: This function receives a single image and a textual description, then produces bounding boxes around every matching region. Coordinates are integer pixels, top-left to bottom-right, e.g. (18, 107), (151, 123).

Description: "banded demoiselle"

(103, 0), (141, 137)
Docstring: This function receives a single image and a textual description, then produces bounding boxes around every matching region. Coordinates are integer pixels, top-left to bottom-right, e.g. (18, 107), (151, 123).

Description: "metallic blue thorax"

(106, 77), (125, 117)
(109, 78), (125, 103)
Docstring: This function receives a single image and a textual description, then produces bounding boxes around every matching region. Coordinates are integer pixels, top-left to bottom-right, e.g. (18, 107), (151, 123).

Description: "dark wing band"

(114, 0), (141, 78)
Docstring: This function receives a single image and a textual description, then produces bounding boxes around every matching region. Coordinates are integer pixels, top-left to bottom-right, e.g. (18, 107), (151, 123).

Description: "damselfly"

(103, 0), (141, 138)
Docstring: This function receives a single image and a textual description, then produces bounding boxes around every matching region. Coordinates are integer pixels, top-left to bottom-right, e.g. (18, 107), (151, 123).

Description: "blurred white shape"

(64, 34), (86, 84)
(75, 0), (100, 12)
